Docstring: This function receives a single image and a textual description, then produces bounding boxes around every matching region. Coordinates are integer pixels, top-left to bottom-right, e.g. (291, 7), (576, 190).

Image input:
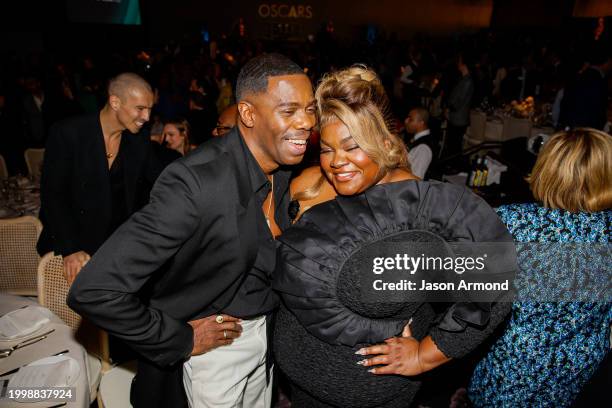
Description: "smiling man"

(38, 72), (162, 285)
(68, 54), (315, 408)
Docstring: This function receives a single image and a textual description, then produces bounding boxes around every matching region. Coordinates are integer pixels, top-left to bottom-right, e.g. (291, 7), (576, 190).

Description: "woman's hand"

(355, 323), (425, 376)
(356, 322), (451, 376)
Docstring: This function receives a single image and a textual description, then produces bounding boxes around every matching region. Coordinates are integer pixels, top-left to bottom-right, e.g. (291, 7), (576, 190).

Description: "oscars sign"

(258, 3), (313, 19)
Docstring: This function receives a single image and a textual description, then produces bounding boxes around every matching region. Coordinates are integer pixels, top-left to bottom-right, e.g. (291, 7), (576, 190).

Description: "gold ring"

(215, 315), (224, 324)
(223, 330), (227, 339)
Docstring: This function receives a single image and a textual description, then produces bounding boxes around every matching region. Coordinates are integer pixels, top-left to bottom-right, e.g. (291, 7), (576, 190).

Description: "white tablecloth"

(467, 110), (555, 145)
(0, 295), (91, 408)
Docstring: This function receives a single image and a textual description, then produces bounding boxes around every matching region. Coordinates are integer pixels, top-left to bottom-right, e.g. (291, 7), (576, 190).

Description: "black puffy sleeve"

(273, 180), (517, 352)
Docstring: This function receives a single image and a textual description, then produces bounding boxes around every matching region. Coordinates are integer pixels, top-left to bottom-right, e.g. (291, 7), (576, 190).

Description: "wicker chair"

(36, 253), (81, 330)
(0, 154), (8, 179)
(24, 148), (44, 182)
(0, 216), (42, 296)
(37, 252), (111, 406)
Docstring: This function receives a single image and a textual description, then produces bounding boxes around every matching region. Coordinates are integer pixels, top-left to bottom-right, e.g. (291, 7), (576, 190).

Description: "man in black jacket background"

(38, 73), (163, 285)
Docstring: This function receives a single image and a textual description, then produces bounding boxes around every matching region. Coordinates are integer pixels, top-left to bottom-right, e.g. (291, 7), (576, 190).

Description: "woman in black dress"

(273, 65), (516, 407)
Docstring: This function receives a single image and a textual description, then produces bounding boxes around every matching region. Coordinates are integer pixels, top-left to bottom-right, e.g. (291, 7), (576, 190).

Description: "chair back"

(24, 148), (44, 181)
(37, 252), (81, 329)
(0, 154), (8, 179)
(0, 216), (41, 295)
(37, 252), (111, 372)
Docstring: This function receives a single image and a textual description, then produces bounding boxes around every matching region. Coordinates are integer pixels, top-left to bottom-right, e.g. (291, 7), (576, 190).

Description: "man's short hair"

(235, 53), (304, 101)
(411, 107), (430, 125)
(108, 72), (152, 101)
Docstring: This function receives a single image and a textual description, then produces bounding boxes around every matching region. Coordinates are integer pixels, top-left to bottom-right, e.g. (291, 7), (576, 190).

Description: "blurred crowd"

(1, 23), (610, 175)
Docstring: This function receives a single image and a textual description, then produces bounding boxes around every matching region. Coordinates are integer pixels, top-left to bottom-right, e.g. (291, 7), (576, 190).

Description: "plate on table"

(7, 355), (80, 402)
(0, 306), (53, 342)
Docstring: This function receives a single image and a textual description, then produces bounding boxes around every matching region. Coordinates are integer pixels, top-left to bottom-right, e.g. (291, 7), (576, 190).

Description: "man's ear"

(109, 95), (121, 111)
(238, 101), (255, 128)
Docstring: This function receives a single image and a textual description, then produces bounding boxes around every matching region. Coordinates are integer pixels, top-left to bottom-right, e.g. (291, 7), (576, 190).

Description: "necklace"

(265, 175), (274, 228)
(105, 136), (121, 160)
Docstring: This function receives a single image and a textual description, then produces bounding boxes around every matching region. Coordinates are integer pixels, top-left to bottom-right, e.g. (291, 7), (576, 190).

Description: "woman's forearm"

(418, 335), (451, 372)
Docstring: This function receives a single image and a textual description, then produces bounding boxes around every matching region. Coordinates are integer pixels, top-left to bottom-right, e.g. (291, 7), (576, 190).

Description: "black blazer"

(67, 128), (292, 367)
(37, 113), (162, 257)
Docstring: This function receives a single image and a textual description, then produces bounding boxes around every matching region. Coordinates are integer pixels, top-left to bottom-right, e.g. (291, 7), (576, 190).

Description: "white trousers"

(183, 316), (272, 408)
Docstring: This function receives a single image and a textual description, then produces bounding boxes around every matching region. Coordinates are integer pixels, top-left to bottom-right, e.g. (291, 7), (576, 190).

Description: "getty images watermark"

(349, 241), (611, 303)
(372, 252), (496, 291)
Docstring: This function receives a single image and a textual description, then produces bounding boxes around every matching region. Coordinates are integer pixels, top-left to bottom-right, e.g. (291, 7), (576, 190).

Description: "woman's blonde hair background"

(164, 117), (192, 155)
(315, 65), (408, 172)
(529, 128), (611, 213)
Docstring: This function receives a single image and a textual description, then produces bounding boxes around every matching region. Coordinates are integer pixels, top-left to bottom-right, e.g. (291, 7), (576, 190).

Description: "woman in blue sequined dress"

(469, 128), (612, 407)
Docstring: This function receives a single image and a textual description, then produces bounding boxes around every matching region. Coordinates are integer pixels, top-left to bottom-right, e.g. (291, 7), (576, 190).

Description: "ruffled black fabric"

(273, 180), (516, 407)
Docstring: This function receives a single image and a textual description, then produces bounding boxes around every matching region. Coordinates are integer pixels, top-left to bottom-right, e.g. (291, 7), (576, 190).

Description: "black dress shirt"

(223, 136), (289, 317)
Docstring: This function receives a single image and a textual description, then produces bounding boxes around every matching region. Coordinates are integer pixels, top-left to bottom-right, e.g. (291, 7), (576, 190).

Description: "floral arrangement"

(506, 96), (535, 118)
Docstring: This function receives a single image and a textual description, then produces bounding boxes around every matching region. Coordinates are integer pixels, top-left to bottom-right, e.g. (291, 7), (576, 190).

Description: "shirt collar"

(237, 131), (292, 194)
(237, 132), (269, 193)
(413, 129), (431, 141)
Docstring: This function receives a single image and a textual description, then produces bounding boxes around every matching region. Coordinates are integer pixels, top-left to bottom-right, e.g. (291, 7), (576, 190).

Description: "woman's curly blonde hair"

(315, 65), (408, 172)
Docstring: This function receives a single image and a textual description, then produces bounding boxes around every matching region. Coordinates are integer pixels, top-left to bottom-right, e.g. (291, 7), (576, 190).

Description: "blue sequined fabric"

(469, 203), (611, 407)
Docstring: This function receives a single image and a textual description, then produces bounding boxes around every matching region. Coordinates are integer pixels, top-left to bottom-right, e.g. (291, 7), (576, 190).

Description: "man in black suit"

(68, 53), (316, 407)
(38, 73), (162, 285)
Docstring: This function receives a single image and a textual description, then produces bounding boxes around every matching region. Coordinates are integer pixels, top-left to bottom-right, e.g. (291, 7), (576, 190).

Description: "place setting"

(0, 177), (41, 219)
(0, 305), (53, 345)
(0, 305), (80, 404)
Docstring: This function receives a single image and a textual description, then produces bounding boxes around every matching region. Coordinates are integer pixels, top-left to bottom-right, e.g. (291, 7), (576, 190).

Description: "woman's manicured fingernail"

(368, 368), (376, 373)
(356, 359), (366, 365)
(355, 348), (365, 355)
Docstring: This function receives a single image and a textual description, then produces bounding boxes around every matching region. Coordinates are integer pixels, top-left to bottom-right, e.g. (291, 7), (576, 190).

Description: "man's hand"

(188, 314), (242, 356)
(63, 251), (91, 285)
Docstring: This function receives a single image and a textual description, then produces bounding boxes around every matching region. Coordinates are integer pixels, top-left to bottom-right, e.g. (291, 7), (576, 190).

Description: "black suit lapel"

(225, 129), (259, 272)
(225, 130), (253, 210)
(121, 134), (146, 213)
(87, 114), (112, 222)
